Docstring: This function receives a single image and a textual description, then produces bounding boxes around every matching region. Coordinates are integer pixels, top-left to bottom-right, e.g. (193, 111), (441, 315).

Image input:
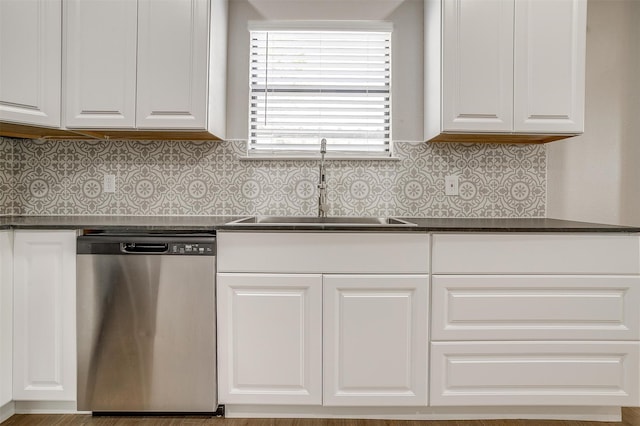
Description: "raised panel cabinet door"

(0, 231), (13, 407)
(13, 230), (76, 401)
(323, 275), (429, 406)
(432, 275), (640, 341)
(441, 0), (514, 132)
(0, 0), (61, 127)
(64, 0), (137, 128)
(217, 273), (322, 405)
(136, 0), (209, 129)
(513, 0), (586, 133)
(431, 341), (640, 407)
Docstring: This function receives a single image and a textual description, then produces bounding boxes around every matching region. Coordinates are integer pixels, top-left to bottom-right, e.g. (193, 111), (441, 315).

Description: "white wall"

(225, 0), (424, 141)
(619, 0), (640, 226)
(547, 0), (640, 226)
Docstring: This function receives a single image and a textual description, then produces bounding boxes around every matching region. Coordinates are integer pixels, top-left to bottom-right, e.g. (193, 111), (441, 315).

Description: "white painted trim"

(14, 400), (77, 414)
(0, 401), (15, 423)
(240, 155), (401, 162)
(248, 20), (393, 32)
(223, 404), (622, 422)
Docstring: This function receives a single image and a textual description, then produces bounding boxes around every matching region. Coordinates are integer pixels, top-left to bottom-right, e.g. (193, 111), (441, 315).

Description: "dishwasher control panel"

(77, 233), (216, 256)
(170, 243), (214, 255)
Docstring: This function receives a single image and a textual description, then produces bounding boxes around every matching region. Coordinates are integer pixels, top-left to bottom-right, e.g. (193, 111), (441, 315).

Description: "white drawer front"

(432, 275), (640, 341)
(431, 342), (640, 407)
(218, 232), (430, 273)
(432, 234), (640, 274)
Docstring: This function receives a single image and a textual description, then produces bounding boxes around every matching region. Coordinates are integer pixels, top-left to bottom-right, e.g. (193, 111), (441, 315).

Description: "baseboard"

(0, 401), (15, 423)
(3, 402), (625, 423)
(14, 400), (77, 414)
(224, 404), (622, 422)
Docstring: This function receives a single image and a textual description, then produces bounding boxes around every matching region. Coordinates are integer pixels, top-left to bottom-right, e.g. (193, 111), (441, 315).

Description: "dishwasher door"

(76, 234), (217, 413)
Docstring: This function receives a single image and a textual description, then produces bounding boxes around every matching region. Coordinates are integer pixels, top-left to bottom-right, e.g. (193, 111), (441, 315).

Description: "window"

(248, 22), (392, 157)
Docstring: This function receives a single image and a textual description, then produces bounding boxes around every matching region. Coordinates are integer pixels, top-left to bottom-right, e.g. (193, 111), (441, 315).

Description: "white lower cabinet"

(12, 230), (77, 401)
(218, 231), (640, 415)
(430, 233), (640, 408)
(0, 231), (13, 407)
(323, 275), (428, 406)
(217, 232), (431, 408)
(217, 272), (429, 407)
(217, 273), (323, 405)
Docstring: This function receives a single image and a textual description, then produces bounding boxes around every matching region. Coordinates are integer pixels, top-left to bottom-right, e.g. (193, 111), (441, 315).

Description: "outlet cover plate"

(445, 175), (459, 196)
(103, 174), (116, 193)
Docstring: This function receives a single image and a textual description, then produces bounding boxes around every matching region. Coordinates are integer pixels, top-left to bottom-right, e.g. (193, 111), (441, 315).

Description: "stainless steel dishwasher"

(76, 232), (221, 415)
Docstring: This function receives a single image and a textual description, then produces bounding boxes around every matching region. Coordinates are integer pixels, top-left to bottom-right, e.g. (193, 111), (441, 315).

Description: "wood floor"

(2, 408), (640, 426)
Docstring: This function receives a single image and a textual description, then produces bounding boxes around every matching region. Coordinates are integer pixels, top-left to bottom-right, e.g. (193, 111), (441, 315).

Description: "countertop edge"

(1, 216), (639, 233)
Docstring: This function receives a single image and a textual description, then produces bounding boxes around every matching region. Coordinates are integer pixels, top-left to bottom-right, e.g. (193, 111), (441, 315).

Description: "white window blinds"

(249, 23), (392, 156)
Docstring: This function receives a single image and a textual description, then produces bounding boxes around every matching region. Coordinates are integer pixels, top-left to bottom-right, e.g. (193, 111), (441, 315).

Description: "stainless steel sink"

(226, 216), (417, 227)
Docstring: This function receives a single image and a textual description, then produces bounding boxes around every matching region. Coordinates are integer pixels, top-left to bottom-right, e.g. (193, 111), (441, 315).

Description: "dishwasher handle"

(121, 242), (169, 254)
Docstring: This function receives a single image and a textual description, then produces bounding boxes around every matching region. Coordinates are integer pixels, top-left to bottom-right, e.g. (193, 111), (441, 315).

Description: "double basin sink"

(227, 216), (417, 227)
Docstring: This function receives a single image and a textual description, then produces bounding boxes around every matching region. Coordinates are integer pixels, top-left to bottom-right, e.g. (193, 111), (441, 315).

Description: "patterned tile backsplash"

(0, 137), (546, 217)
(0, 137), (14, 216)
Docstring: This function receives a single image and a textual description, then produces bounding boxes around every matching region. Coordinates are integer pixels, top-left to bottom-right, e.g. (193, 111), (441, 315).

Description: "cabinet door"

(442, 0), (514, 132)
(0, 231), (13, 407)
(13, 230), (76, 401)
(136, 0), (209, 129)
(0, 0), (61, 127)
(513, 0), (586, 133)
(431, 341), (640, 407)
(217, 273), (322, 405)
(432, 275), (640, 341)
(64, 0), (137, 128)
(323, 275), (429, 406)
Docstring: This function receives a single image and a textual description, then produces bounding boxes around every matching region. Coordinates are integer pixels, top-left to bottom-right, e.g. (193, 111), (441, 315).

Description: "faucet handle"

(320, 138), (327, 154)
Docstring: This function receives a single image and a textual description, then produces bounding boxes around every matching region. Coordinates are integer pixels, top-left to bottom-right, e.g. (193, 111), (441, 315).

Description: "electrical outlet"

(103, 174), (116, 193)
(445, 175), (459, 196)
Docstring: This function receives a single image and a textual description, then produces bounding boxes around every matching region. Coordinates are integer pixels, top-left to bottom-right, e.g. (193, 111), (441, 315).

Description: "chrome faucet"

(317, 138), (328, 217)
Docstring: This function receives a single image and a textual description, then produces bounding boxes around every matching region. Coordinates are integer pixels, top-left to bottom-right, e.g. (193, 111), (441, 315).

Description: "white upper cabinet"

(0, 0), (62, 128)
(62, 0), (227, 137)
(64, 0), (137, 128)
(513, 0), (586, 133)
(441, 0), (514, 132)
(136, 0), (209, 129)
(426, 0), (587, 143)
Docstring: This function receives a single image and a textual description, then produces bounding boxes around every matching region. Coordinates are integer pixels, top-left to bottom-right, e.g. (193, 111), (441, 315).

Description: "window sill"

(239, 155), (401, 162)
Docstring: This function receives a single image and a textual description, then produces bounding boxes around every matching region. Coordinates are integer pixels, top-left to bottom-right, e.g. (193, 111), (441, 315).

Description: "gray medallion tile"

(0, 137), (16, 215)
(118, 164), (171, 215)
(3, 138), (547, 218)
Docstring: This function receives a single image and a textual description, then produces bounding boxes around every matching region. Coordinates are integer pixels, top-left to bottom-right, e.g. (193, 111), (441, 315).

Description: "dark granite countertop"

(1, 215), (243, 232)
(403, 217), (640, 233)
(0, 215), (638, 233)
(218, 217), (640, 233)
